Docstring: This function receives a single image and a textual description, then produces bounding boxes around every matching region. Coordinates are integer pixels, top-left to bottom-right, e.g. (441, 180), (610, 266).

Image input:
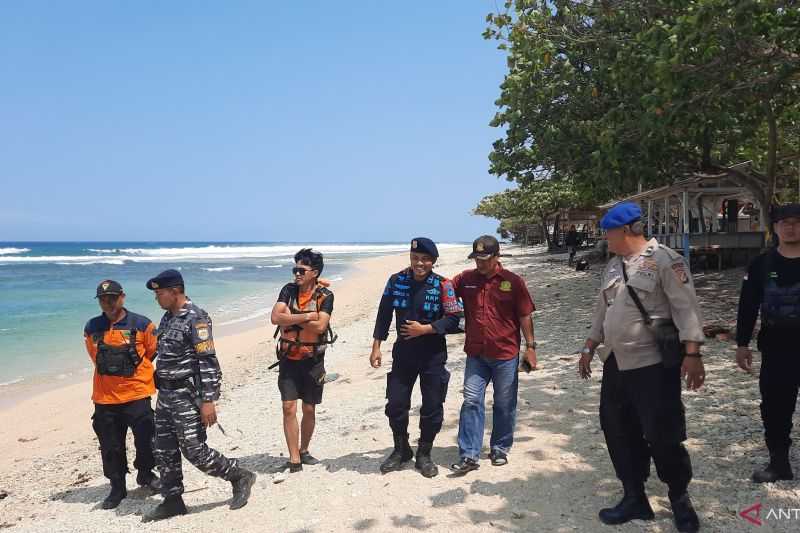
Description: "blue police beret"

(410, 237), (439, 258)
(600, 202), (642, 230)
(146, 269), (184, 290)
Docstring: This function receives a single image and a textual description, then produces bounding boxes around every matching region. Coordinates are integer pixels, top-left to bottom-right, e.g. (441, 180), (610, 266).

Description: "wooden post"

(682, 190), (690, 262)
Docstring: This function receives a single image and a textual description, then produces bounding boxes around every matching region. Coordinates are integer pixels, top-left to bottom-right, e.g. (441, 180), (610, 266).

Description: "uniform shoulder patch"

(671, 260), (689, 284)
(195, 340), (215, 353)
(499, 280), (513, 292)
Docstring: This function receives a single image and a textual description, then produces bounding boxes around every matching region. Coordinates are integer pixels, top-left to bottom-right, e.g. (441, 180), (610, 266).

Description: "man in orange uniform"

(271, 249), (334, 472)
(84, 279), (160, 509)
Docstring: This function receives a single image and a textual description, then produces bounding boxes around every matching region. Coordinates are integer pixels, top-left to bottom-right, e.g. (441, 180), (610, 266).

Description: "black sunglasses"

(292, 267), (314, 275)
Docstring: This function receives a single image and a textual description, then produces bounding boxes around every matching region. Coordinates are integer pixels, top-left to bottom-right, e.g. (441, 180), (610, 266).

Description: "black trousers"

(385, 344), (450, 443)
(599, 355), (693, 497)
(92, 397), (156, 480)
(760, 348), (800, 453)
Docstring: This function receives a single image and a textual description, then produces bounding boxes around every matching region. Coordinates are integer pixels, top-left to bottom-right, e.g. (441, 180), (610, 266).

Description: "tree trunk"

(540, 213), (551, 248)
(766, 102), (778, 206)
(551, 213), (561, 249)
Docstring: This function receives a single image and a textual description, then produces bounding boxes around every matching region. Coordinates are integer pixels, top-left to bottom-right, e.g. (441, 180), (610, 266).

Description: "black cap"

(772, 203), (800, 223)
(468, 235), (501, 259)
(410, 237), (439, 258)
(146, 269), (184, 290)
(95, 279), (123, 298)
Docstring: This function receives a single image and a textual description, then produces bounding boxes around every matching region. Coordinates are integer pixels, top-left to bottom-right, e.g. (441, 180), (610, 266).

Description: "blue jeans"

(457, 355), (519, 460)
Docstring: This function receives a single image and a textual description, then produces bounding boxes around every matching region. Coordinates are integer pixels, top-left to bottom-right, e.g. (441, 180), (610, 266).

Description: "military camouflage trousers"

(154, 388), (237, 497)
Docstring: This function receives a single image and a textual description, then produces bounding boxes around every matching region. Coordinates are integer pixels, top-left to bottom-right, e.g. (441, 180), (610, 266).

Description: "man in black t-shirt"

(736, 203), (800, 483)
(270, 249), (334, 473)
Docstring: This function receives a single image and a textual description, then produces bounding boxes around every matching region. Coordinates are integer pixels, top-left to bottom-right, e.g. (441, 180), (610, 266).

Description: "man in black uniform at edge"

(736, 203), (800, 483)
(370, 238), (462, 478)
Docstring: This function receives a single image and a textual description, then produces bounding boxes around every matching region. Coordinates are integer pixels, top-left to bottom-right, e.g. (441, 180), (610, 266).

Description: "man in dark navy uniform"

(371, 238), (462, 478)
(737, 203), (800, 483)
(142, 269), (256, 522)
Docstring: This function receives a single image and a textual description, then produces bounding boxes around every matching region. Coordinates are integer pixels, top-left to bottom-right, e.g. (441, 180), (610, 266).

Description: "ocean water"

(0, 242), (457, 390)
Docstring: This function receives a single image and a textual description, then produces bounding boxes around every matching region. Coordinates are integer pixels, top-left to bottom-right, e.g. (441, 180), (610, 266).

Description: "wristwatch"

(685, 352), (702, 358)
(525, 341), (537, 349)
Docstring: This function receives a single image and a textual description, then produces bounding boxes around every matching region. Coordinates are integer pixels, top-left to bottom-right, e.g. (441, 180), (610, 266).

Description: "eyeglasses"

(292, 267), (313, 276)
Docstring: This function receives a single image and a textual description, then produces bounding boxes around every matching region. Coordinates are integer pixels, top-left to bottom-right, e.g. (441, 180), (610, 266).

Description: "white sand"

(1, 245), (797, 532)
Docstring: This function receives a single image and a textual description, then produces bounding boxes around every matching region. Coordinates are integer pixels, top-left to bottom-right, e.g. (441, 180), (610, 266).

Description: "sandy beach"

(2, 245), (799, 532)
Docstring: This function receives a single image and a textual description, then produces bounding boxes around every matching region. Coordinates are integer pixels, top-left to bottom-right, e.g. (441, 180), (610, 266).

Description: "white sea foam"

(0, 377), (24, 387)
(0, 248), (31, 255)
(256, 264), (283, 269)
(203, 266), (234, 272)
(0, 243), (467, 264)
(217, 307), (272, 327)
(56, 259), (126, 266)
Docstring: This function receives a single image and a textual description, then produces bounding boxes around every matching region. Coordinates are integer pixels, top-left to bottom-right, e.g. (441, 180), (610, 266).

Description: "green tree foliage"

(477, 0), (800, 232)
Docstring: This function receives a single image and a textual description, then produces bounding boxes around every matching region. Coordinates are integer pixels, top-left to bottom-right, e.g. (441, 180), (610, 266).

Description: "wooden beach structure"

(598, 172), (766, 270)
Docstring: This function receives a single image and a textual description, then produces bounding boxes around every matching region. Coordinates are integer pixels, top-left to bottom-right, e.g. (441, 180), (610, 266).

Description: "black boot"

(415, 441), (438, 478)
(752, 449), (794, 483)
(101, 477), (127, 510)
(229, 467), (257, 510)
(136, 470), (161, 493)
(669, 492), (700, 533)
(598, 482), (654, 525)
(380, 433), (413, 474)
(142, 495), (188, 522)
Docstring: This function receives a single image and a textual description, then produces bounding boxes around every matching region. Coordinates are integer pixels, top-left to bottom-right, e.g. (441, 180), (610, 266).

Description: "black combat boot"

(101, 477), (127, 510)
(669, 492), (700, 533)
(415, 441), (438, 478)
(380, 433), (414, 474)
(598, 482), (654, 525)
(229, 467), (257, 510)
(136, 470), (161, 492)
(142, 495), (188, 522)
(752, 449), (794, 483)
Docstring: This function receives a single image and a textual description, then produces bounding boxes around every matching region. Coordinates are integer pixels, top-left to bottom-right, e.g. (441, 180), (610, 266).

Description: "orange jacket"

(84, 309), (157, 404)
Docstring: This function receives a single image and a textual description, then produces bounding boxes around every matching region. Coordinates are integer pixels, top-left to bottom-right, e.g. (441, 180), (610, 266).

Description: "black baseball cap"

(95, 279), (123, 298)
(410, 237), (439, 258)
(146, 269), (184, 290)
(772, 203), (800, 223)
(468, 235), (502, 260)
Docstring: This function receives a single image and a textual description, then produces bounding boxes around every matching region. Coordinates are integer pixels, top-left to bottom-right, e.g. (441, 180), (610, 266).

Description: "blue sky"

(0, 1), (510, 242)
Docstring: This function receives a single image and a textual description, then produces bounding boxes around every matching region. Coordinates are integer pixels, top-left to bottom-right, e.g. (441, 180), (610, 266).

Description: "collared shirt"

(155, 299), (222, 402)
(84, 309), (157, 405)
(452, 264), (535, 360)
(589, 238), (705, 371)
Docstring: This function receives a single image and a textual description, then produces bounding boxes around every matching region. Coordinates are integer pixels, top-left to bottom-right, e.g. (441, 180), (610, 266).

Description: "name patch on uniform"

(671, 262), (689, 284)
(195, 340), (214, 353)
(499, 280), (512, 292)
(196, 324), (210, 340)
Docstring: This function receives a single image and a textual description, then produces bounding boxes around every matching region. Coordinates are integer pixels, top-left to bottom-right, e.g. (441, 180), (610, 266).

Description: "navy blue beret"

(410, 237), (439, 258)
(600, 202), (642, 230)
(146, 269), (184, 290)
(772, 203), (800, 223)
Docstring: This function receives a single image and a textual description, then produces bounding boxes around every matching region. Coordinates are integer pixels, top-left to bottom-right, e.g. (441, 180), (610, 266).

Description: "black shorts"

(278, 357), (324, 405)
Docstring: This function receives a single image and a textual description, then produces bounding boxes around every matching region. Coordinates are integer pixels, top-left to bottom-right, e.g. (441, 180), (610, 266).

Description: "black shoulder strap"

(622, 261), (653, 326)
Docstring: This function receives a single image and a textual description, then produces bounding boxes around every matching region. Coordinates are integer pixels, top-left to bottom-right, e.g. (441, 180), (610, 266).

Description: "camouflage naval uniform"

(154, 299), (237, 497)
